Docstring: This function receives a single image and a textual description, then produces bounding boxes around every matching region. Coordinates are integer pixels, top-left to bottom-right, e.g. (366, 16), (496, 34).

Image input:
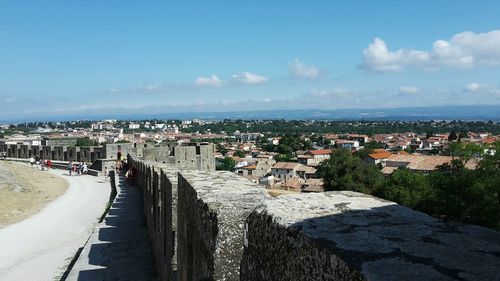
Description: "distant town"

(1, 119), (499, 192)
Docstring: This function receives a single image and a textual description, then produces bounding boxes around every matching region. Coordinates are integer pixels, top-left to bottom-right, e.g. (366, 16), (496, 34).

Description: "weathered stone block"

(177, 170), (268, 281)
(242, 191), (500, 281)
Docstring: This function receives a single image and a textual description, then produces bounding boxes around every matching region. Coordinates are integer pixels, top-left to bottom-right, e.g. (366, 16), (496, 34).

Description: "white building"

(336, 140), (360, 150)
(271, 162), (317, 181)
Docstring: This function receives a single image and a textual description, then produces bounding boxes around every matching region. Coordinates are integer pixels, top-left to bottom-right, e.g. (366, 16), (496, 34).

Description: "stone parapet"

(128, 154), (500, 281)
(242, 191), (500, 281)
(177, 170), (268, 281)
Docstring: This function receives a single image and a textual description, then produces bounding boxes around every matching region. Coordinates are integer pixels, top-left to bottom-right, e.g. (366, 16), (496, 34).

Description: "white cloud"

(307, 88), (349, 99)
(289, 59), (321, 78)
(463, 83), (500, 95)
(232, 72), (269, 84)
(362, 30), (500, 72)
(144, 84), (161, 91)
(195, 75), (223, 87)
(464, 82), (481, 92)
(399, 86), (419, 94)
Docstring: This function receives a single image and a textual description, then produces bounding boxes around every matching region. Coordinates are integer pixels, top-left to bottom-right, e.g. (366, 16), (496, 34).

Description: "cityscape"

(1, 1), (500, 281)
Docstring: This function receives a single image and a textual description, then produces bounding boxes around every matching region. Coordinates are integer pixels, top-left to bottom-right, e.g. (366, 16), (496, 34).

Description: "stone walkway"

(0, 169), (110, 281)
(66, 176), (158, 281)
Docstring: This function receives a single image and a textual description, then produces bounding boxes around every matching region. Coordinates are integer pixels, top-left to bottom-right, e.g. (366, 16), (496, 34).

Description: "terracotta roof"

(241, 164), (256, 170)
(272, 162), (301, 170)
(297, 155), (313, 159)
(382, 166), (398, 175)
(368, 151), (392, 159)
(386, 154), (478, 171)
(296, 165), (317, 174)
(484, 137), (497, 144)
(231, 156), (245, 162)
(306, 149), (332, 155)
(281, 178), (302, 189)
(348, 134), (368, 138)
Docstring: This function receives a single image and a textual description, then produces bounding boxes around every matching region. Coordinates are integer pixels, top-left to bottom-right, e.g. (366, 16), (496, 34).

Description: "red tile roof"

(306, 149), (332, 155)
(368, 151), (392, 159)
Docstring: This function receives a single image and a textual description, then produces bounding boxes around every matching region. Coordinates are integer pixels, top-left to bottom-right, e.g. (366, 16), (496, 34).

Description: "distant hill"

(141, 105), (500, 121)
(3, 105), (500, 122)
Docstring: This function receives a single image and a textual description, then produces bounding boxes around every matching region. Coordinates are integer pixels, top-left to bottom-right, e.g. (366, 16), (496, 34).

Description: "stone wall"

(128, 154), (268, 281)
(127, 153), (500, 281)
(177, 170), (268, 281)
(241, 192), (500, 281)
(129, 157), (175, 281)
(0, 143), (101, 162)
(142, 143), (216, 172)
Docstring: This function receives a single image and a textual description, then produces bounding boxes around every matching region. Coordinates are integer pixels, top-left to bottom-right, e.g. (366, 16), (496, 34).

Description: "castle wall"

(128, 154), (500, 281)
(129, 157), (175, 281)
(176, 170), (268, 281)
(241, 192), (500, 281)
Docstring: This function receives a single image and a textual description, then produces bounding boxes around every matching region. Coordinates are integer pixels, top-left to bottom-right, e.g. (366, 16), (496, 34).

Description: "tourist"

(104, 167), (108, 182)
(68, 161), (73, 176)
(46, 159), (52, 170)
(82, 162), (88, 174)
(125, 168), (133, 185)
(115, 160), (121, 174)
(29, 156), (35, 167)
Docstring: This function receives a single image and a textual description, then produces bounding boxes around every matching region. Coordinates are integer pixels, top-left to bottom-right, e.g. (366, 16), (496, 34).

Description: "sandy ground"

(0, 161), (68, 228)
(0, 168), (111, 281)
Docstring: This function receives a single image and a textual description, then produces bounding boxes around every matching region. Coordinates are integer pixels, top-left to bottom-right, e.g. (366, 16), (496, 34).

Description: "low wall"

(241, 192), (500, 280)
(177, 170), (268, 281)
(128, 155), (500, 281)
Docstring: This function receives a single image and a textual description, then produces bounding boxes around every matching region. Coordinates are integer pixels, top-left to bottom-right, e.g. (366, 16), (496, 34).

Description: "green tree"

(234, 150), (246, 158)
(274, 154), (292, 162)
(276, 144), (293, 155)
(216, 143), (228, 156)
(376, 169), (434, 211)
(317, 149), (384, 193)
(448, 130), (458, 142)
(217, 157), (236, 171)
(355, 148), (372, 160)
(76, 138), (95, 146)
(446, 141), (482, 167)
(364, 140), (385, 150)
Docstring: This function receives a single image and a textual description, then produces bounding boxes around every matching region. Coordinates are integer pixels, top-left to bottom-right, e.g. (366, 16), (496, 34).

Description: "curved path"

(0, 169), (110, 281)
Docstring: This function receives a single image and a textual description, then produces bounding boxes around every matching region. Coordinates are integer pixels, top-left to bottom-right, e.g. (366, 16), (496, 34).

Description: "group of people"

(67, 161), (88, 176)
(29, 156), (52, 171)
(102, 159), (135, 185)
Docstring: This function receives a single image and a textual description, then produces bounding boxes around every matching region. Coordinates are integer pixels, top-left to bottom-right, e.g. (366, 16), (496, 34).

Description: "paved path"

(0, 169), (110, 281)
(67, 176), (158, 281)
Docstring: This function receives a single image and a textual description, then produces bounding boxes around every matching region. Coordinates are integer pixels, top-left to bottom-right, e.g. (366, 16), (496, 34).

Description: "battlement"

(128, 155), (500, 281)
(0, 142), (215, 172)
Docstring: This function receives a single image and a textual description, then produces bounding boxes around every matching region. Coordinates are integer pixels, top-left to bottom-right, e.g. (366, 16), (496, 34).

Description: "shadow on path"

(73, 176), (158, 281)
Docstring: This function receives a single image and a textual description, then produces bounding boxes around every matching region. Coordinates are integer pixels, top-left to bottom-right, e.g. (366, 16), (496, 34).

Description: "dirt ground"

(0, 161), (68, 229)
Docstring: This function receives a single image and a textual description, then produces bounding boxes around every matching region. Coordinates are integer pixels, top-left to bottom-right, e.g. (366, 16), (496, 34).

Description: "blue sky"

(1, 1), (500, 120)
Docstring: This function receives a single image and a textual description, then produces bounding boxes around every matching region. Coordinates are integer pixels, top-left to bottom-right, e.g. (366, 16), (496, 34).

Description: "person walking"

(82, 162), (88, 174)
(68, 161), (73, 176)
(104, 167), (109, 182)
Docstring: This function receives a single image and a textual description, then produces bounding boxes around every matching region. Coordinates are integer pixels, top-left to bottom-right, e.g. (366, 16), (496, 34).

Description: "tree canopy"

(317, 149), (384, 194)
(317, 144), (500, 230)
